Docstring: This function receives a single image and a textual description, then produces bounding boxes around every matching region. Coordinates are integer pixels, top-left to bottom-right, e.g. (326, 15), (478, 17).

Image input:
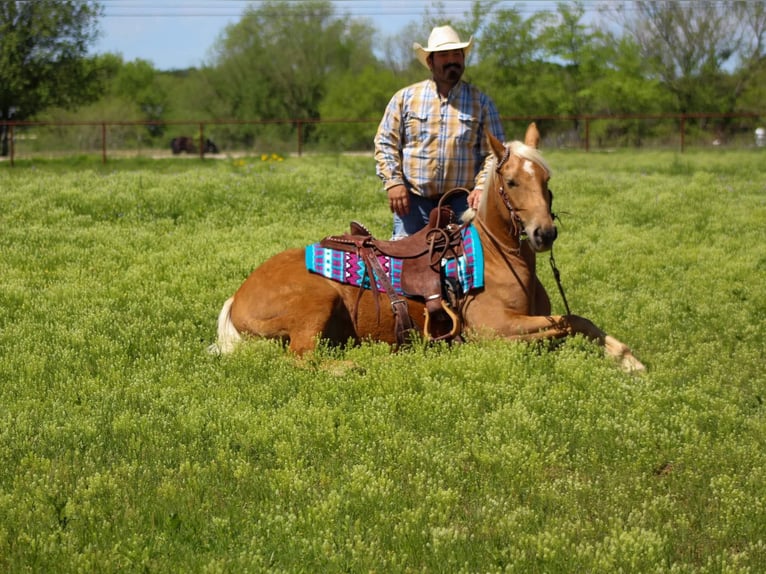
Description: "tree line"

(1, 0), (765, 155)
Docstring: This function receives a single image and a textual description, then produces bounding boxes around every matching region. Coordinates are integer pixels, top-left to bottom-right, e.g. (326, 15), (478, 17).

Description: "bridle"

(492, 145), (530, 241)
(488, 145), (571, 315)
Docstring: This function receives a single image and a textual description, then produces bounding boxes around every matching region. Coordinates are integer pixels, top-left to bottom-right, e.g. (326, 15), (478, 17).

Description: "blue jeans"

(392, 191), (469, 239)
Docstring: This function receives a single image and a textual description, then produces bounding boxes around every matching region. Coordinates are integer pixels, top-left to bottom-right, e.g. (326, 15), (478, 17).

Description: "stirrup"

(423, 299), (461, 342)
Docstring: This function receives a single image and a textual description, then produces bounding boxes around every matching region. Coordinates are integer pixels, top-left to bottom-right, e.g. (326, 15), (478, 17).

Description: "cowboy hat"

(413, 25), (473, 69)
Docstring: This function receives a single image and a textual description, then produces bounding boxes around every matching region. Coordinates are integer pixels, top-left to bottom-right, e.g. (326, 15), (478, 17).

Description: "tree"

(379, 21), (429, 75)
(539, 2), (605, 119)
(207, 0), (378, 146)
(111, 59), (169, 137)
(0, 0), (103, 155)
(726, 1), (766, 113)
(473, 5), (554, 121)
(316, 65), (402, 150)
(607, 0), (741, 114)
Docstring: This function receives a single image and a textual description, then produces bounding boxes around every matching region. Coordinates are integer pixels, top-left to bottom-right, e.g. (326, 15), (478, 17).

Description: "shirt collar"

(428, 78), (464, 101)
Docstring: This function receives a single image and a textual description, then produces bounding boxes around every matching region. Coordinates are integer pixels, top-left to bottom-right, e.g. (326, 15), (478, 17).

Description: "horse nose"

(533, 225), (558, 249)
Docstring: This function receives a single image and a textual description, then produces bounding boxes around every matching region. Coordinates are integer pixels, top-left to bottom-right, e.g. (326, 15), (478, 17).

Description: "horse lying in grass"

(212, 123), (645, 372)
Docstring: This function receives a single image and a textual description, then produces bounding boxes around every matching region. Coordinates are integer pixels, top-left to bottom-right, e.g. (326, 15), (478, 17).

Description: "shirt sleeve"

(473, 94), (505, 193)
(374, 92), (405, 191)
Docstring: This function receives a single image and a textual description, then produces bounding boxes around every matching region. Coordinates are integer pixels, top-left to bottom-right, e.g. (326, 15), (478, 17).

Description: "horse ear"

(487, 131), (506, 160)
(524, 122), (540, 149)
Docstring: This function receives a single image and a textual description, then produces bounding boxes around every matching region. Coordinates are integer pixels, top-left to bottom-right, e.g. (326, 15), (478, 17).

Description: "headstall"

(494, 147), (523, 235)
(493, 144), (570, 314)
(495, 146), (511, 174)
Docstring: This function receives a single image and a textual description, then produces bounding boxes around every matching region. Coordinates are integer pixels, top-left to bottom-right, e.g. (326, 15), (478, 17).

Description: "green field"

(1, 150), (764, 572)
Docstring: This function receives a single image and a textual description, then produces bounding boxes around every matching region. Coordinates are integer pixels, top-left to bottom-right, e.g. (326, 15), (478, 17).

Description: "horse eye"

(506, 178), (517, 187)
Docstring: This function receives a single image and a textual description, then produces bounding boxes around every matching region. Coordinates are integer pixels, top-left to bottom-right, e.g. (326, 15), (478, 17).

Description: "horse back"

(229, 247), (427, 352)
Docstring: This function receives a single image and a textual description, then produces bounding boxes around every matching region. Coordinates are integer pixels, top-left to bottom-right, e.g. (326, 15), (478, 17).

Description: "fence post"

(296, 120), (303, 157)
(585, 117), (590, 152)
(680, 116), (686, 153)
(199, 123), (204, 159)
(102, 122), (107, 164)
(9, 124), (15, 167)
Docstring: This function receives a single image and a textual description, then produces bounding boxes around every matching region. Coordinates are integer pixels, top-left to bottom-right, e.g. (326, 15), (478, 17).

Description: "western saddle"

(320, 204), (467, 345)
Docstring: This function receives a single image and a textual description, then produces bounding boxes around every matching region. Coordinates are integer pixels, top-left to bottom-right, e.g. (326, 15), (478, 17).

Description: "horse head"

(481, 123), (556, 253)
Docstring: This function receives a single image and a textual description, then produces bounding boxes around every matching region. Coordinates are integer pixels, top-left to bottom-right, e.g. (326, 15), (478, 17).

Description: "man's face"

(429, 49), (465, 84)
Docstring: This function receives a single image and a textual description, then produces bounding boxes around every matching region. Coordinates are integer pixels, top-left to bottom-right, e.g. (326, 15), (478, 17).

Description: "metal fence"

(1, 112), (764, 166)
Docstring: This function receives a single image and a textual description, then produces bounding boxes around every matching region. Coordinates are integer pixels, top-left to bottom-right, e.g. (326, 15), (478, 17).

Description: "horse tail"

(208, 296), (241, 355)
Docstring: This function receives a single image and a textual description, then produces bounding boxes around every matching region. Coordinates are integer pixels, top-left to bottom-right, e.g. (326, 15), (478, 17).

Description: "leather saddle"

(320, 206), (466, 345)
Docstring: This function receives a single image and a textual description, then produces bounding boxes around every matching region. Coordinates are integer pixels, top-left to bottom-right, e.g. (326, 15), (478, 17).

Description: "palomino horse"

(212, 123), (644, 372)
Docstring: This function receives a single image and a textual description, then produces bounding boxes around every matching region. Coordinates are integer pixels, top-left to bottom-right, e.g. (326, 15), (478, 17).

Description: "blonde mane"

(472, 141), (551, 216)
(460, 140), (552, 223)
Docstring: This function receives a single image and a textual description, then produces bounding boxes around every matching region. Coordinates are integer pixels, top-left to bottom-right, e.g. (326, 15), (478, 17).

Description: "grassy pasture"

(1, 150), (765, 572)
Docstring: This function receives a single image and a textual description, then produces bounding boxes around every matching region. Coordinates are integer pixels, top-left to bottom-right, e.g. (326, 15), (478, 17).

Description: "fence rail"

(2, 112), (764, 166)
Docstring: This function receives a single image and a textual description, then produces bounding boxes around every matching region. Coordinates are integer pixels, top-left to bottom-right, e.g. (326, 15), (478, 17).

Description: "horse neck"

(477, 179), (524, 255)
(474, 178), (541, 292)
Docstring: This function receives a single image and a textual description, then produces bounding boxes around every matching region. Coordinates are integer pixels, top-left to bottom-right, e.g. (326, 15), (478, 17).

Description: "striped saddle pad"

(305, 224), (484, 296)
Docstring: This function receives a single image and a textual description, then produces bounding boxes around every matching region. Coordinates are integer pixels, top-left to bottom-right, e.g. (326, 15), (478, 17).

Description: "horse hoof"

(604, 335), (646, 373)
(621, 353), (646, 373)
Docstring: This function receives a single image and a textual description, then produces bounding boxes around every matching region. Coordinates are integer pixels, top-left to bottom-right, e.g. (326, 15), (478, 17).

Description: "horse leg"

(531, 276), (551, 316)
(480, 313), (645, 372)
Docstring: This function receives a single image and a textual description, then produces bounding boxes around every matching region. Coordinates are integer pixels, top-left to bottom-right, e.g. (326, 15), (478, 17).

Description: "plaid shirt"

(374, 79), (505, 199)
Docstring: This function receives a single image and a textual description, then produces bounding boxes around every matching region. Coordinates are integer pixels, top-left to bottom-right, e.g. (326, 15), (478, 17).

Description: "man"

(374, 25), (505, 239)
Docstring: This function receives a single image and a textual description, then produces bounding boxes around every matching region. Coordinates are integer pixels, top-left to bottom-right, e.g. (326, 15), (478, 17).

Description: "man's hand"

(468, 188), (482, 210)
(387, 184), (410, 216)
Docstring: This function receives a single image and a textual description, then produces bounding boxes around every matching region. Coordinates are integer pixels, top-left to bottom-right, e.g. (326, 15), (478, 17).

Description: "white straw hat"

(413, 25), (473, 69)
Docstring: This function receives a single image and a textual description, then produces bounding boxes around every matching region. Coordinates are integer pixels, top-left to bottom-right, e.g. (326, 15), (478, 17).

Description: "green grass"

(1, 150), (765, 572)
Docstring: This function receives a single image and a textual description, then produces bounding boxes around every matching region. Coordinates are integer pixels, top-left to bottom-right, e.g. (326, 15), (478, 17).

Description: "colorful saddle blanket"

(305, 224), (484, 296)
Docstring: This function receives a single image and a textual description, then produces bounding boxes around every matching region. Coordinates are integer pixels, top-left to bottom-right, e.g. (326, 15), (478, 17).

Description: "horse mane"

(487, 140), (551, 190)
(461, 140), (551, 222)
(460, 141), (551, 223)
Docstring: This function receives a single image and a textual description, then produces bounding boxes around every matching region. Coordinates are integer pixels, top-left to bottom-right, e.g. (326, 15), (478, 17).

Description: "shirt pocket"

(456, 111), (479, 146)
(404, 111), (431, 143)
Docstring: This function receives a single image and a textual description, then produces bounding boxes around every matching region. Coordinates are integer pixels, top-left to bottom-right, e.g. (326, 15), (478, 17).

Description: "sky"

(93, 0), (474, 70)
(91, 0), (562, 71)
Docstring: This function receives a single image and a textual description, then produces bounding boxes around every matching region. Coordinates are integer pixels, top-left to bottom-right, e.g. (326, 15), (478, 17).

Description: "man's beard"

(444, 64), (463, 82)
